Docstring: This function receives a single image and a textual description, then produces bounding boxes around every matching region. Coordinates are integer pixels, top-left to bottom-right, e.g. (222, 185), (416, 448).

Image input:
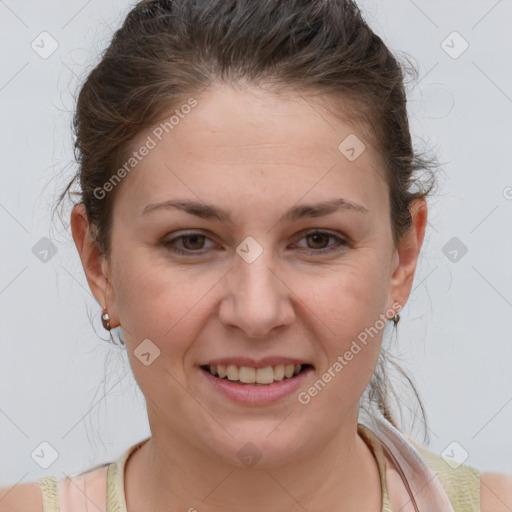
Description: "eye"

(293, 230), (349, 255)
(163, 232), (217, 255)
(162, 230), (349, 257)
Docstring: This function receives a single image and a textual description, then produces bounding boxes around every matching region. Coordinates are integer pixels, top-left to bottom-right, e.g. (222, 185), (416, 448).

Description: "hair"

(55, 0), (438, 444)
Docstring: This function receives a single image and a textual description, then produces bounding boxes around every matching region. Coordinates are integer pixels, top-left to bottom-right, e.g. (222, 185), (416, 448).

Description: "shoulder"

(407, 440), (481, 510)
(480, 472), (512, 512)
(408, 438), (512, 512)
(0, 481), (43, 512)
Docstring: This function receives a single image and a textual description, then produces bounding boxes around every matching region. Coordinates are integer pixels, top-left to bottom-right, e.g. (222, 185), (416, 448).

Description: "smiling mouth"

(200, 364), (313, 385)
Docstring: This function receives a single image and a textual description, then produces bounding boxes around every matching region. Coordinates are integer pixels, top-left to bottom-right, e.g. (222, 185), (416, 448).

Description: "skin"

(70, 82), (428, 512)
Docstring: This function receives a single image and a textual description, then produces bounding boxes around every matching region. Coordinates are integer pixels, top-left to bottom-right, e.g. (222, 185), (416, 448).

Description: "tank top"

(36, 423), (481, 512)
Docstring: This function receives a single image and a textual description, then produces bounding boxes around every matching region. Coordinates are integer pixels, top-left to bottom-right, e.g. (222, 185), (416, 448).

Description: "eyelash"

(163, 230), (349, 256)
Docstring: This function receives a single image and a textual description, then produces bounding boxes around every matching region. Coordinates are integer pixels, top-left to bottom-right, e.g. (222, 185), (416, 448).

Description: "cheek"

(296, 261), (387, 391)
(111, 258), (199, 399)
(300, 259), (389, 339)
(110, 248), (175, 340)
(111, 247), (218, 352)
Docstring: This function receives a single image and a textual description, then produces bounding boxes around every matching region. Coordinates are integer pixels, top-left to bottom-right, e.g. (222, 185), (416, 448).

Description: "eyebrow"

(142, 197), (368, 223)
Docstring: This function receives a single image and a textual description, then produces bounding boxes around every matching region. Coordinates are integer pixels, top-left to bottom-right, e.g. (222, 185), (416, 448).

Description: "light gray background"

(0, 0), (511, 485)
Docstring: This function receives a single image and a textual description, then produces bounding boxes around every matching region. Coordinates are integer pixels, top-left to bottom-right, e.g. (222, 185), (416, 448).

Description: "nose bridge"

(220, 240), (294, 337)
(238, 250), (277, 296)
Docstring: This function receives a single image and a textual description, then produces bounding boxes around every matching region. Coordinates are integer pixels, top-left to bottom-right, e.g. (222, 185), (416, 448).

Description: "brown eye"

(163, 232), (215, 255)
(305, 232), (330, 250)
(180, 234), (206, 250)
(295, 230), (348, 255)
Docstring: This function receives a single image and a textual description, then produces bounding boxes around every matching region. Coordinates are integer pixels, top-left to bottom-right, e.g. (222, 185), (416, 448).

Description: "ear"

(70, 204), (119, 328)
(387, 198), (428, 316)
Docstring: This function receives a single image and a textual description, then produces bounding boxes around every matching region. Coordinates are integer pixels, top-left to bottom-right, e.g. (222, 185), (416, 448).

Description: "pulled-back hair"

(56, 0), (437, 442)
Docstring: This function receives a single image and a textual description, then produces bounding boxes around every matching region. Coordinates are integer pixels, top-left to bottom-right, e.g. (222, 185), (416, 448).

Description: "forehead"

(114, 83), (389, 218)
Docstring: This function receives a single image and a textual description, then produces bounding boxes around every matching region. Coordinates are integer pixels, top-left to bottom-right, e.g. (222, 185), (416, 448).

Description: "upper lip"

(200, 357), (313, 369)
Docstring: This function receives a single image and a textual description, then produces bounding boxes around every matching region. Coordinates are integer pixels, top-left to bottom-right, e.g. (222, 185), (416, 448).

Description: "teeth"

(226, 364), (239, 381)
(239, 366), (256, 383)
(255, 366), (274, 384)
(273, 364), (285, 381)
(206, 363), (306, 384)
(284, 364), (294, 378)
(217, 365), (227, 379)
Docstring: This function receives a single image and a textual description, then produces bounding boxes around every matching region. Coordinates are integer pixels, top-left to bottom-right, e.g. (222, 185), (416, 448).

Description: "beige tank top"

(36, 423), (481, 512)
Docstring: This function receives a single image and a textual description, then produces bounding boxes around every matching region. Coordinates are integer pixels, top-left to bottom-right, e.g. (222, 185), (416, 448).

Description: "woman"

(1, 0), (510, 510)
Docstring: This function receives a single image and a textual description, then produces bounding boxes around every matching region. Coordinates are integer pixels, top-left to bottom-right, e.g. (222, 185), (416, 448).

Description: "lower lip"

(200, 366), (314, 405)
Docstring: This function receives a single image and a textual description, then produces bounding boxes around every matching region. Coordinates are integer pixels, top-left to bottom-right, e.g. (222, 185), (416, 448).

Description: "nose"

(218, 249), (296, 339)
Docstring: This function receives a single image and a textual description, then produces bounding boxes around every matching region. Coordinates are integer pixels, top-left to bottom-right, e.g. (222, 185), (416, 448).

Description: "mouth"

(199, 363), (314, 386)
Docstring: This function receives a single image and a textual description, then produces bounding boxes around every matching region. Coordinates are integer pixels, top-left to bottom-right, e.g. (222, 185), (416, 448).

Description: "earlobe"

(70, 204), (117, 326)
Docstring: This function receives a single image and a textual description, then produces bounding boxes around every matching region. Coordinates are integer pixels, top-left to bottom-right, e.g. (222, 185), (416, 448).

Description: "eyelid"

(163, 229), (349, 256)
(163, 230), (219, 252)
(291, 229), (349, 251)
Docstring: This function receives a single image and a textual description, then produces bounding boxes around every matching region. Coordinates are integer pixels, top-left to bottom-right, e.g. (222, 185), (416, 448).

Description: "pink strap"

(359, 413), (457, 512)
(59, 464), (109, 512)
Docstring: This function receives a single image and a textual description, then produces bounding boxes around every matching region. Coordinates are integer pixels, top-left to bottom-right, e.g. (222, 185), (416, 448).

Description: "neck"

(124, 420), (383, 512)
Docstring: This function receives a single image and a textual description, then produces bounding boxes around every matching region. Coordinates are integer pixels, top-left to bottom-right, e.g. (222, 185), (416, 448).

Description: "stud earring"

(101, 308), (111, 331)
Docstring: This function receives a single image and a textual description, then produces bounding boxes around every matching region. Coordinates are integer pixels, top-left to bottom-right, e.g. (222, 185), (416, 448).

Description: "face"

(73, 83), (425, 468)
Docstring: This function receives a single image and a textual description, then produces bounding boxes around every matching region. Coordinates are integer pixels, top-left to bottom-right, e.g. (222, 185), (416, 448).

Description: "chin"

(206, 425), (314, 469)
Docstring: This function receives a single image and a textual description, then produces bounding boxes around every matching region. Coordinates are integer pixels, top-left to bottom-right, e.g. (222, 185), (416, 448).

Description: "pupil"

(308, 233), (327, 249)
(183, 234), (204, 249)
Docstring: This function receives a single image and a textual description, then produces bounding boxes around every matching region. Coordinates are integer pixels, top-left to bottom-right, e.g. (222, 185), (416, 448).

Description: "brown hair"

(55, 0), (437, 443)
